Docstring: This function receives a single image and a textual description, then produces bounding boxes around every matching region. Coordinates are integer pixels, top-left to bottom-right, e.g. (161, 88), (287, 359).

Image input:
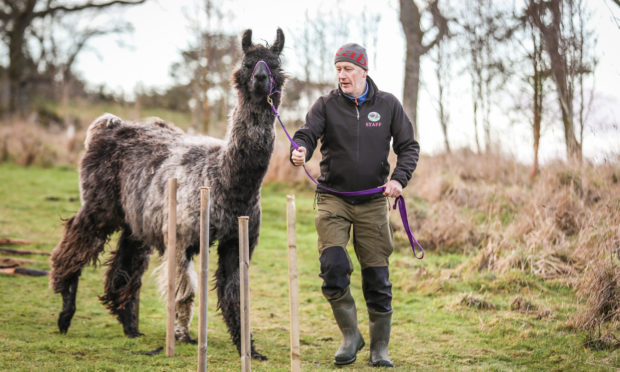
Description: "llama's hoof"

(184, 337), (198, 345)
(251, 350), (268, 361)
(58, 311), (74, 334)
(126, 330), (145, 338)
(122, 322), (144, 338)
(176, 334), (197, 344)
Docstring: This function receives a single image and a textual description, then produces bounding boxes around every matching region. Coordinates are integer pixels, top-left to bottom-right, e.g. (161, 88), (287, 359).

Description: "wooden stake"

(0, 267), (48, 276)
(0, 238), (36, 245)
(287, 195), (301, 371)
(0, 256), (45, 267)
(239, 216), (251, 372)
(0, 247), (50, 256)
(166, 178), (177, 357)
(198, 187), (210, 372)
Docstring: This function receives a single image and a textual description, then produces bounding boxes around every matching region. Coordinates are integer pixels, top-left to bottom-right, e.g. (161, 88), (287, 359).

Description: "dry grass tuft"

(571, 260), (620, 331)
(511, 295), (538, 313)
(404, 150), (620, 332)
(583, 332), (620, 351)
(406, 201), (482, 253)
(0, 118), (86, 167)
(263, 136), (322, 186)
(457, 293), (497, 310)
(510, 295), (552, 319)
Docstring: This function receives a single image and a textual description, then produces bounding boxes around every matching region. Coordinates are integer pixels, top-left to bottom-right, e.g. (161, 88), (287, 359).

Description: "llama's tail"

(153, 256), (198, 302)
(85, 113), (124, 150)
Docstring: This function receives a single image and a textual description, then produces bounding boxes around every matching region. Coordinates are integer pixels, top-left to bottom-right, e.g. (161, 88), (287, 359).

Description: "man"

(290, 43), (419, 367)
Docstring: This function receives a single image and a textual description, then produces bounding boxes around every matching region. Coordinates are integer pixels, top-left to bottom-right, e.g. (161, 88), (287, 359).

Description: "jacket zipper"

(355, 104), (360, 161)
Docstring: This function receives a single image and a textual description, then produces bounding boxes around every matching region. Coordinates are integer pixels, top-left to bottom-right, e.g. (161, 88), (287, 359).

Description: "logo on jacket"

(366, 112), (382, 127)
(368, 112), (381, 122)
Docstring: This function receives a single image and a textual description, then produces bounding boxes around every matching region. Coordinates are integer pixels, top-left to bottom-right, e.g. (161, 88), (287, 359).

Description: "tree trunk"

(472, 98), (481, 154)
(527, 0), (582, 163)
(530, 30), (543, 181)
(403, 51), (422, 138)
(2, 0), (146, 115)
(435, 43), (451, 154)
(7, 0), (37, 116)
(399, 0), (423, 138)
(399, 0), (448, 140)
(530, 69), (542, 180)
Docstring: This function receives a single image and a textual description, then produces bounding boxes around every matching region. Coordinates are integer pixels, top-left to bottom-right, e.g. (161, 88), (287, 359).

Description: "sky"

(73, 0), (620, 164)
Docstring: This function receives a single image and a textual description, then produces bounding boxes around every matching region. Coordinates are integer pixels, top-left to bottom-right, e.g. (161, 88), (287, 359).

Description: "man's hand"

(383, 180), (403, 198)
(291, 146), (307, 166)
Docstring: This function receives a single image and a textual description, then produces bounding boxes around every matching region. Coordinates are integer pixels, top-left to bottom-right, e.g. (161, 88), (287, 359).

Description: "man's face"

(336, 61), (368, 97)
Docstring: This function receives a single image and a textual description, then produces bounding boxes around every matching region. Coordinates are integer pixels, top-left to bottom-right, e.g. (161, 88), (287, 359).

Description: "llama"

(49, 28), (285, 360)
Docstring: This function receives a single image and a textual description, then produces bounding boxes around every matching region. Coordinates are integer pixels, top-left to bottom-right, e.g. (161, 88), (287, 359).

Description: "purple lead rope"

(255, 60), (424, 259)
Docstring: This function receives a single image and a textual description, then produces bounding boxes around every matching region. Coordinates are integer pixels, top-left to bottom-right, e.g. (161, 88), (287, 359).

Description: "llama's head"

(233, 28), (286, 107)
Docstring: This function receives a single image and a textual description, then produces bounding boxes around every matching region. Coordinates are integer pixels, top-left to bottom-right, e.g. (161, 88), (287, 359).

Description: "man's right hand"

(291, 146), (307, 166)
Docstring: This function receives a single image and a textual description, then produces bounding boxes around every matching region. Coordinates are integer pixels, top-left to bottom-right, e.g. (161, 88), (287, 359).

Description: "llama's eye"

(244, 61), (254, 69)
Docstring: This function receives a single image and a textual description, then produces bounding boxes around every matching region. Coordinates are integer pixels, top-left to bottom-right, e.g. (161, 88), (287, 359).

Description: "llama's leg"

(50, 212), (113, 334)
(99, 227), (151, 338)
(174, 250), (198, 344)
(215, 238), (268, 360)
(57, 270), (80, 334)
(156, 245), (198, 344)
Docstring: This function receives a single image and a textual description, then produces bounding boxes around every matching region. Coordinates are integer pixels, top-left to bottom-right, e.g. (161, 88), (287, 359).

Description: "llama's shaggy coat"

(49, 28), (285, 360)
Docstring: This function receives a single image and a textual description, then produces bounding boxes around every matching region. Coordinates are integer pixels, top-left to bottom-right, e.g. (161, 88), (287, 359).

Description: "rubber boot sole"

(334, 339), (365, 366)
(370, 359), (394, 367)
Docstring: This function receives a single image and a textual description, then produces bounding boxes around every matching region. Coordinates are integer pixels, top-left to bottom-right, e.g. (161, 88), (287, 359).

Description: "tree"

(566, 0), (598, 151)
(288, 5), (379, 121)
(513, 13), (548, 179)
(399, 0), (448, 138)
(0, 0), (145, 116)
(459, 0), (513, 154)
(31, 14), (131, 121)
(432, 37), (452, 153)
(528, 22), (546, 179)
(527, 0), (596, 163)
(167, 0), (243, 136)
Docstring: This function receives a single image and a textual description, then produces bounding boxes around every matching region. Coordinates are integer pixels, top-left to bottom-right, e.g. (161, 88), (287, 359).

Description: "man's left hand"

(383, 180), (403, 198)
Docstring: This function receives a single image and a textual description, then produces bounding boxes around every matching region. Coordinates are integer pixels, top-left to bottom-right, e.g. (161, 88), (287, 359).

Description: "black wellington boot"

(328, 287), (365, 365)
(368, 308), (394, 367)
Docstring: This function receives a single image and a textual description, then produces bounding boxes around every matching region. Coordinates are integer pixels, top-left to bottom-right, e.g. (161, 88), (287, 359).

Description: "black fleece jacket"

(291, 76), (420, 204)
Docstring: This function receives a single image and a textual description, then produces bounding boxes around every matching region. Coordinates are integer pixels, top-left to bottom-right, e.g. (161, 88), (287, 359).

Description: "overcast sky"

(73, 0), (620, 163)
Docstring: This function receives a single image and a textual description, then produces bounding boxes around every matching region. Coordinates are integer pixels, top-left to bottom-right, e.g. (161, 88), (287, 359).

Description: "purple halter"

(250, 60), (280, 100)
(253, 60), (425, 259)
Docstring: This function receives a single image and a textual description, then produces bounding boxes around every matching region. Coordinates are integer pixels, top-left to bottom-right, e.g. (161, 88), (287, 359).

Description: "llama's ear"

(242, 29), (253, 53)
(271, 28), (285, 55)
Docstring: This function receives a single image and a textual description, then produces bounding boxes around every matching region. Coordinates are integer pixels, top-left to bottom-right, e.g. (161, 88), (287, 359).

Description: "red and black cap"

(334, 43), (368, 70)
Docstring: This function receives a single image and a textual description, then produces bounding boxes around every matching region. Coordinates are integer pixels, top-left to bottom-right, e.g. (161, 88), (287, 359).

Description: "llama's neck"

(218, 101), (275, 193)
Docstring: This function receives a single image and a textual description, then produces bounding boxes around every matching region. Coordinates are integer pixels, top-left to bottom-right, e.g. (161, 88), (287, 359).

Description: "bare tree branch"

(33, 0), (146, 18)
(527, 0), (584, 162)
(421, 0), (449, 54)
(1, 0), (146, 115)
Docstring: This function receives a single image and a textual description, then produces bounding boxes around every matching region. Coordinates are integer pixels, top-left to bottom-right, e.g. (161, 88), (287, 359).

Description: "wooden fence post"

(198, 187), (210, 372)
(239, 216), (251, 372)
(287, 195), (301, 371)
(166, 178), (177, 357)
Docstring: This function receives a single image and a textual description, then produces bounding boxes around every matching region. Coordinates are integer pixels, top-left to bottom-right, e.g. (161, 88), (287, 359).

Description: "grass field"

(0, 162), (618, 371)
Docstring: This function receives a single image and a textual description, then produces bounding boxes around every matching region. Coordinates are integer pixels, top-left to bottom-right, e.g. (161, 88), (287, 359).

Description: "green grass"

(0, 163), (618, 371)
